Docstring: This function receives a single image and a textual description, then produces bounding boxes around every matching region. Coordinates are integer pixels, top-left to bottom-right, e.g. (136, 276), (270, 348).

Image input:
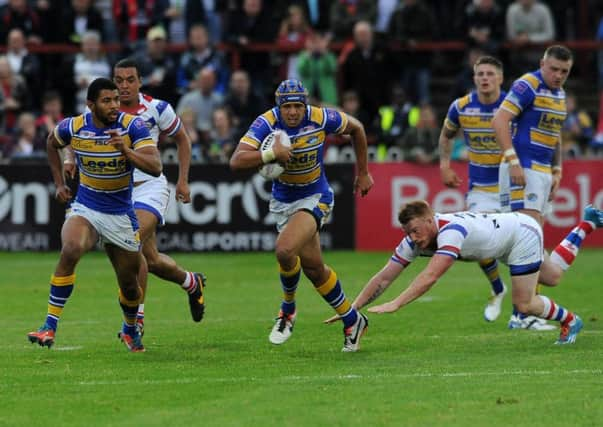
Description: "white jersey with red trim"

(127, 93), (181, 182)
(392, 212), (535, 266)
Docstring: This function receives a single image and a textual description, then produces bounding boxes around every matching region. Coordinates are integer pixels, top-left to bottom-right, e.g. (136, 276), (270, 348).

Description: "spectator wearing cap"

(133, 25), (178, 105)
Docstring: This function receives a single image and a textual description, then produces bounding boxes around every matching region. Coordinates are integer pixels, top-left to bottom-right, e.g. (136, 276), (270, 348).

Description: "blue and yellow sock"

(314, 268), (357, 328)
(479, 258), (505, 295)
(279, 256), (301, 315)
(45, 274), (75, 331)
(119, 288), (142, 336)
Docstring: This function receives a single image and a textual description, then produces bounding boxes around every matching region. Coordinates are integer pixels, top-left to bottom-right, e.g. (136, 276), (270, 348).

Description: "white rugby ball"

(259, 129), (291, 180)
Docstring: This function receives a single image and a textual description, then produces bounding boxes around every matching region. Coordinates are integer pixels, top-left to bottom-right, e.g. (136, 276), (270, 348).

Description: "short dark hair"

(397, 200), (434, 226)
(87, 78), (118, 102)
(473, 55), (503, 72)
(544, 45), (573, 62)
(114, 57), (141, 77)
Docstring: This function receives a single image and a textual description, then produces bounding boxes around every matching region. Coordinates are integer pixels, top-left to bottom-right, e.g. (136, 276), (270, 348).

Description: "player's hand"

(105, 129), (126, 152)
(440, 167), (462, 188)
(323, 314), (342, 324)
(273, 133), (292, 164)
(63, 162), (77, 179)
(368, 301), (400, 314)
(55, 184), (73, 203)
(549, 172), (562, 201)
(354, 173), (374, 197)
(509, 164), (526, 187)
(175, 181), (191, 203)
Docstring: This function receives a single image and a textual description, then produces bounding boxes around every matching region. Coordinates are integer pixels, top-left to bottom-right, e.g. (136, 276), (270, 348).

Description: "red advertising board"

(356, 160), (603, 251)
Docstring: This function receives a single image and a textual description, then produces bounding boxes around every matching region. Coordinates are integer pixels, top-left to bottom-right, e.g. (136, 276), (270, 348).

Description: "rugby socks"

(314, 268), (357, 328)
(479, 258), (505, 295)
(44, 274), (75, 330)
(181, 272), (198, 294)
(119, 288), (142, 337)
(550, 220), (594, 270)
(279, 256), (301, 315)
(538, 295), (574, 324)
(136, 303), (145, 324)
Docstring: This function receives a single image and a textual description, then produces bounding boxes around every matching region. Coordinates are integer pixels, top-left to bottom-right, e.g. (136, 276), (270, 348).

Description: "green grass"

(1, 250), (602, 427)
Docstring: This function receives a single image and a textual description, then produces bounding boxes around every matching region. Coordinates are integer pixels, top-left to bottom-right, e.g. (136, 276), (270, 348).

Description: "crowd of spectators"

(0, 0), (602, 163)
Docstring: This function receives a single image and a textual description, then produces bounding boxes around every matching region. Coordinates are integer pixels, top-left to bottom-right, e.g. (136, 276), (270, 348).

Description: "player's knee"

(60, 241), (87, 264)
(275, 244), (296, 266)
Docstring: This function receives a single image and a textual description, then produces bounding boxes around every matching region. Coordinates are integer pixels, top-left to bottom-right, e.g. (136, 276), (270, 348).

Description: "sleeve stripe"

(441, 223), (468, 237)
(391, 253), (410, 266)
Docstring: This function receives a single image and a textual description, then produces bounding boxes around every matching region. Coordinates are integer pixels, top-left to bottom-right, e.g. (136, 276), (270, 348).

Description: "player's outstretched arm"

(47, 133), (72, 203)
(324, 259), (405, 323)
(343, 114), (373, 197)
(439, 126), (462, 188)
(368, 254), (455, 314)
(492, 107), (525, 187)
(172, 126), (192, 203)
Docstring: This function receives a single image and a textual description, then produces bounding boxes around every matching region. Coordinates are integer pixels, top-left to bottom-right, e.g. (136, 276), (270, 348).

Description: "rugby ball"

(258, 129), (291, 180)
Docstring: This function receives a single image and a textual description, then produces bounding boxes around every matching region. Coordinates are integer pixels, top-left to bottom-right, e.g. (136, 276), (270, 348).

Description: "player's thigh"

(60, 214), (99, 254)
(136, 208), (159, 243)
(105, 244), (141, 285)
(276, 210), (319, 255)
(133, 176), (170, 226)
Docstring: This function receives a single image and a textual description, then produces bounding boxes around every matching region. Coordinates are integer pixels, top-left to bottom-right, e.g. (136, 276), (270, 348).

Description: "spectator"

(375, 0), (398, 36)
(94, 0), (118, 41)
(505, 0), (555, 72)
(457, 0), (504, 54)
(61, 0), (105, 44)
(449, 47), (486, 100)
(339, 89), (376, 141)
(389, 0), (437, 105)
(179, 107), (205, 162)
(223, 0), (278, 97)
(0, 0), (43, 44)
(398, 104), (439, 164)
(297, 31), (338, 106)
(377, 85), (419, 149)
(340, 20), (393, 129)
(177, 66), (223, 136)
(207, 106), (237, 164)
(276, 4), (312, 80)
(185, 0), (224, 43)
(329, 0), (377, 41)
(292, 0), (331, 32)
(5, 112), (45, 160)
(72, 30), (111, 113)
(223, 69), (268, 136)
(597, 14), (603, 89)
(560, 93), (592, 159)
(112, 0), (165, 48)
(133, 26), (179, 105)
(157, 0), (187, 43)
(177, 23), (229, 95)
(0, 54), (30, 135)
(35, 90), (64, 143)
(5, 28), (41, 106)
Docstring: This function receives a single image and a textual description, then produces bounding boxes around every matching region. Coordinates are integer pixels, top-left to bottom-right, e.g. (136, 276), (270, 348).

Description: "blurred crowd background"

(1, 0), (603, 164)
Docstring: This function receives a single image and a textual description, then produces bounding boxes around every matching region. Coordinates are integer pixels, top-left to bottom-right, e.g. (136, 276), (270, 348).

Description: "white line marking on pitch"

(74, 369), (602, 386)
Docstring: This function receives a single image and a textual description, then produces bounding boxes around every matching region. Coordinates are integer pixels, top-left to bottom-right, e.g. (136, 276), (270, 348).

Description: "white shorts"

(132, 174), (170, 225)
(499, 163), (552, 214)
(269, 190), (334, 233)
(506, 213), (543, 276)
(67, 201), (140, 252)
(466, 190), (501, 213)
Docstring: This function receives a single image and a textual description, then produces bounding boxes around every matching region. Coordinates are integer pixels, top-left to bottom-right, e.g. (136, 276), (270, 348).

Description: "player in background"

(439, 55), (513, 323)
(28, 78), (161, 352)
(230, 79), (374, 352)
(65, 58), (205, 335)
(364, 200), (602, 345)
(491, 45), (572, 329)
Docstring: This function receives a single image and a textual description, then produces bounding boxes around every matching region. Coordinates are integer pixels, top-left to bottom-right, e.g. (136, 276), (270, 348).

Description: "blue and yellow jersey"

(500, 70), (567, 172)
(54, 112), (154, 214)
(444, 90), (506, 194)
(241, 105), (348, 202)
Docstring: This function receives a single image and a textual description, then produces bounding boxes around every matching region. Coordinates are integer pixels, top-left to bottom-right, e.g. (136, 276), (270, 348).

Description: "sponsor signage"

(0, 164), (355, 251)
(356, 161), (603, 250)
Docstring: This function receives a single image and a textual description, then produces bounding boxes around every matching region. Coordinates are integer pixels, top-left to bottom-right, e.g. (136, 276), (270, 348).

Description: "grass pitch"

(1, 250), (602, 427)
